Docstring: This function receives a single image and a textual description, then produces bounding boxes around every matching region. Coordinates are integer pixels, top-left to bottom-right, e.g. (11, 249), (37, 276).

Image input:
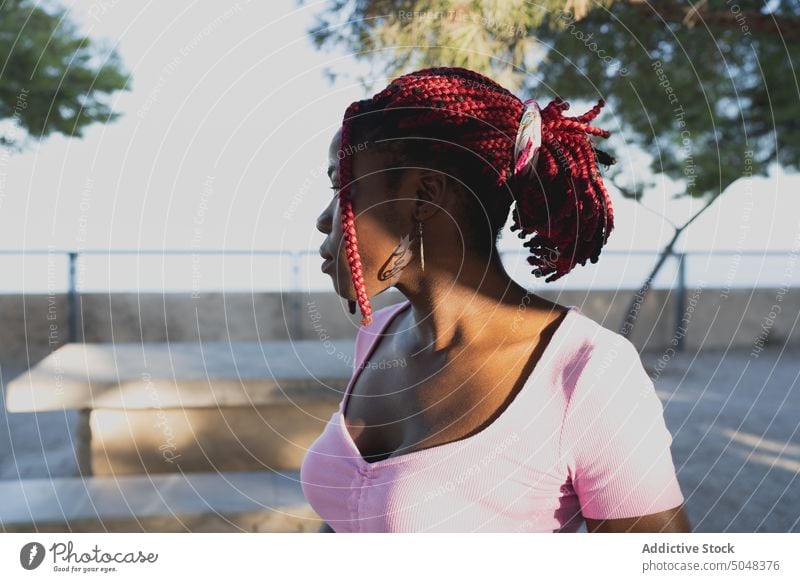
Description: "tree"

(535, 1), (799, 337)
(0, 0), (129, 149)
(302, 0), (799, 337)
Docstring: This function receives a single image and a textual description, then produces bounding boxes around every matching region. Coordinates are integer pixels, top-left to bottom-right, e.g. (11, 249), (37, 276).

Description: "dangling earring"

(348, 299), (356, 314)
(417, 220), (425, 272)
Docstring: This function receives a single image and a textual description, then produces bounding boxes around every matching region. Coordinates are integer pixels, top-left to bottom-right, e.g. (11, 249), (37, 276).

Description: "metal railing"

(0, 248), (795, 347)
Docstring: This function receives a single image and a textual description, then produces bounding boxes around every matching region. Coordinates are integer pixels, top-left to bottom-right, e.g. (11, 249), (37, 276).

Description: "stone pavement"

(645, 347), (800, 533)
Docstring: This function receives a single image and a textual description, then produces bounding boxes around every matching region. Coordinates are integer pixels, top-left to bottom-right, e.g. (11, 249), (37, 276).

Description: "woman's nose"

(316, 207), (332, 235)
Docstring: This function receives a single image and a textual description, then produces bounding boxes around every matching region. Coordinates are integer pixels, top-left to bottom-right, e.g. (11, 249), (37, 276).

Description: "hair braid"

(338, 100), (373, 326)
(336, 67), (615, 325)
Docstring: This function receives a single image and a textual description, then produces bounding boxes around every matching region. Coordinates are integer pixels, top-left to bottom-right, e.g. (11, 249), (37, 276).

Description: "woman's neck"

(394, 247), (543, 353)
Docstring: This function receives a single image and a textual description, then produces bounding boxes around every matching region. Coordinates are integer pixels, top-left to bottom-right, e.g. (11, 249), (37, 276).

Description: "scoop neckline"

(338, 301), (579, 469)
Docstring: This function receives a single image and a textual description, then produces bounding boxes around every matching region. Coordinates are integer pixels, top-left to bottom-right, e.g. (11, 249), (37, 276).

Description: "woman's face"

(316, 127), (419, 301)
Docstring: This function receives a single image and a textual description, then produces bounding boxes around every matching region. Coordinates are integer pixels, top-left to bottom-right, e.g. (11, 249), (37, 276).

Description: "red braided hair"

(338, 67), (615, 327)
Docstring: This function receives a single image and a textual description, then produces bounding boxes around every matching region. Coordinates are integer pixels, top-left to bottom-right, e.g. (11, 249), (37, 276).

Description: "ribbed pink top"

(300, 300), (684, 532)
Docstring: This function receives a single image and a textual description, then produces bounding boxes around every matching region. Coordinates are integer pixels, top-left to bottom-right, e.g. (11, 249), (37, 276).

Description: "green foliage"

(0, 0), (130, 149)
(536, 1), (800, 199)
(304, 0), (614, 90)
(302, 0), (799, 200)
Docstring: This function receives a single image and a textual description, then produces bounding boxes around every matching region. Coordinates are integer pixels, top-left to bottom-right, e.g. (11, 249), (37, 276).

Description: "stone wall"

(1, 287), (796, 372)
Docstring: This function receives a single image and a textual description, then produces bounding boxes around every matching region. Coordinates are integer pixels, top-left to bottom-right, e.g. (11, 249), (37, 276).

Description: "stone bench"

(0, 470), (322, 532)
(5, 340), (354, 476)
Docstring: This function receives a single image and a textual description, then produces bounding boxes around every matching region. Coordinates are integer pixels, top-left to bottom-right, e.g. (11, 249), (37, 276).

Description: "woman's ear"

(414, 170), (447, 221)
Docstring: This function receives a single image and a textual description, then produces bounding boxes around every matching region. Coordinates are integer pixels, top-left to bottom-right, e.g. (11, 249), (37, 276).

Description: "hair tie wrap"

(513, 98), (542, 178)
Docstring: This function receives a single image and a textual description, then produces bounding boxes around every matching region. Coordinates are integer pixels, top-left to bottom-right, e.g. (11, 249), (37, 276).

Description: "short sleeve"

(560, 335), (685, 520)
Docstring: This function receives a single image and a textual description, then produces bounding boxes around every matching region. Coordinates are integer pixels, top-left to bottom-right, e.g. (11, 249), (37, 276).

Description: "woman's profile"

(301, 66), (691, 533)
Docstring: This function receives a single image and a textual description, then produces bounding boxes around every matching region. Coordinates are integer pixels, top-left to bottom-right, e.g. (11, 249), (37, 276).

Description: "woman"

(301, 67), (691, 533)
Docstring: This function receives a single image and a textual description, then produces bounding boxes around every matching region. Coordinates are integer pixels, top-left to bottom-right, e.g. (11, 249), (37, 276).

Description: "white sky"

(1, 0), (798, 291)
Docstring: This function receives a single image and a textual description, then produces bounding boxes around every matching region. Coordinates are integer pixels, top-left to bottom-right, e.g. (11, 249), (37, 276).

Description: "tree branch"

(625, 0), (797, 42)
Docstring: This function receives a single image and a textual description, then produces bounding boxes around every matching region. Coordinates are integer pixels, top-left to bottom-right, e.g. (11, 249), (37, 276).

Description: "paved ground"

(2, 347), (798, 533)
(644, 347), (800, 533)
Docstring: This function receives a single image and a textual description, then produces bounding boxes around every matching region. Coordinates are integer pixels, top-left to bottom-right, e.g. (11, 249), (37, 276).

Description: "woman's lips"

(319, 244), (335, 271)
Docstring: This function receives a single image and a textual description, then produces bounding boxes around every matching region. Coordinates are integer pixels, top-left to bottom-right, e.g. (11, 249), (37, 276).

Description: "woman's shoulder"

(555, 308), (651, 399)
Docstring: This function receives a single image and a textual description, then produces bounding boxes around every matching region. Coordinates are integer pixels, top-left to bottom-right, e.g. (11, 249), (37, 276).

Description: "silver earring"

(418, 220), (425, 272)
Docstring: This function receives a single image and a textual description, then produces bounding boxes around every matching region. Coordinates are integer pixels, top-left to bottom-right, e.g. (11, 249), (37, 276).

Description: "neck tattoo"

(378, 233), (414, 281)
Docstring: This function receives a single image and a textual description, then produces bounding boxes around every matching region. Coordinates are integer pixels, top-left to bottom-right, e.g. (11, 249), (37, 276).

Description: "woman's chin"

(326, 276), (350, 301)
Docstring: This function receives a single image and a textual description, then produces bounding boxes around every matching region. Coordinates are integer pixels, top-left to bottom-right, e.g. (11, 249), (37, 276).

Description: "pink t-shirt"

(300, 300), (684, 532)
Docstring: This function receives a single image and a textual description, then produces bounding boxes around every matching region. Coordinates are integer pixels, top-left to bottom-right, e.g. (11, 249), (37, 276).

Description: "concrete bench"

(0, 470), (322, 532)
(6, 340), (355, 476)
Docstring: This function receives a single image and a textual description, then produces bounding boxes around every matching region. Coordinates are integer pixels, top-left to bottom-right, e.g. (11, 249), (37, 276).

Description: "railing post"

(68, 251), (79, 343)
(675, 251), (687, 352)
(291, 250), (301, 338)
